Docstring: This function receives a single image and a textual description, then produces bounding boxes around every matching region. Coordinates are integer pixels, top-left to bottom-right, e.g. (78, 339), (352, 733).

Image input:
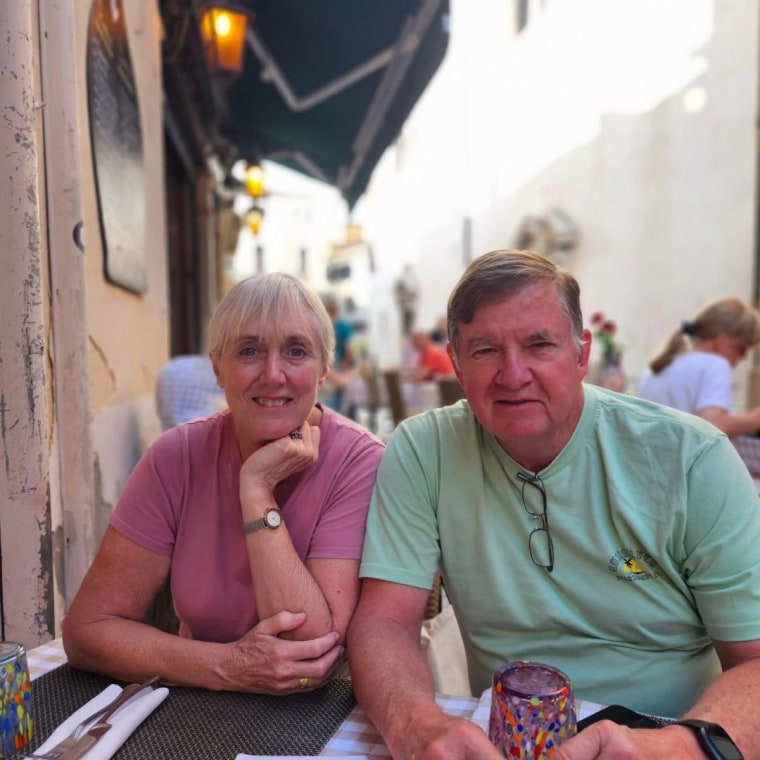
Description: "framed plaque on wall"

(86, 0), (147, 294)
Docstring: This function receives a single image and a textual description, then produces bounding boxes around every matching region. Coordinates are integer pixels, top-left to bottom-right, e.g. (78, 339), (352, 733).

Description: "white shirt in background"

(637, 351), (732, 414)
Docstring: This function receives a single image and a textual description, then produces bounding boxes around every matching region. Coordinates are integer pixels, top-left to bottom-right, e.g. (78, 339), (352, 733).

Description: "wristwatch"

(676, 720), (744, 760)
(242, 508), (283, 535)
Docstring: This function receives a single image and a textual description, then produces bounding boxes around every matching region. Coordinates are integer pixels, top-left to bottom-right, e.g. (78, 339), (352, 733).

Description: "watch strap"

(675, 719), (744, 760)
(242, 507), (282, 535)
(242, 517), (266, 535)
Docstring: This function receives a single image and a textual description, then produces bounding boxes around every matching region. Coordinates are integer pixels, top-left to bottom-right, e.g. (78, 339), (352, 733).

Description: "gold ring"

(298, 677), (309, 690)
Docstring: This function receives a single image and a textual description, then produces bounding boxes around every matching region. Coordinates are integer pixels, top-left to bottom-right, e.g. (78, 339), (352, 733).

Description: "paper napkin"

(28, 683), (169, 760)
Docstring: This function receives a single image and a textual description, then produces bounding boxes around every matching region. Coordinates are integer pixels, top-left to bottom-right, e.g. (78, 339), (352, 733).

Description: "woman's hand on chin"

(239, 422), (321, 499)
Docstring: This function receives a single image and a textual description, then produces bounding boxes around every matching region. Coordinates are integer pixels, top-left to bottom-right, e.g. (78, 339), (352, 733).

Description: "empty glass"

(489, 660), (576, 759)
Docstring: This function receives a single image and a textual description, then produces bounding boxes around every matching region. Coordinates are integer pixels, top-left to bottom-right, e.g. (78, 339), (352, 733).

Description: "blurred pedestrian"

(394, 264), (420, 335)
(323, 296), (355, 371)
(322, 295), (355, 411)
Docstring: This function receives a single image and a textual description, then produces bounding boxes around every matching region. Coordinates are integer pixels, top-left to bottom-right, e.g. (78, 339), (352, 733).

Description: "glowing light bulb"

(214, 12), (232, 37)
(245, 164), (265, 198)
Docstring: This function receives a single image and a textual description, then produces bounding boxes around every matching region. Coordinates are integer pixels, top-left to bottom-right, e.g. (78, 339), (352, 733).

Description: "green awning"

(224, 0), (450, 207)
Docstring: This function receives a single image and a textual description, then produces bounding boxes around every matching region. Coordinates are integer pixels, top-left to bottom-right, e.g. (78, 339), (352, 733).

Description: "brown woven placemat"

(11, 665), (355, 759)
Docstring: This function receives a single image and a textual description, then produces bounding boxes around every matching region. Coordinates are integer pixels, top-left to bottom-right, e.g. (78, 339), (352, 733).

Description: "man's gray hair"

(447, 249), (585, 364)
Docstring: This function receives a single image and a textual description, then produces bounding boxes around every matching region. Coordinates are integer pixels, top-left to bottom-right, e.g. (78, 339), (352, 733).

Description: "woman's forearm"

(63, 615), (231, 689)
(243, 523), (335, 639)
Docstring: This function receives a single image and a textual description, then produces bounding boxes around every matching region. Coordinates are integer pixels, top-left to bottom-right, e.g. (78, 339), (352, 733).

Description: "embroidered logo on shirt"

(607, 548), (661, 581)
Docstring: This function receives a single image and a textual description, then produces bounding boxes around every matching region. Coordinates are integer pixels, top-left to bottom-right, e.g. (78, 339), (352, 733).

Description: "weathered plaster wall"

(73, 0), (169, 533)
(0, 0), (54, 644)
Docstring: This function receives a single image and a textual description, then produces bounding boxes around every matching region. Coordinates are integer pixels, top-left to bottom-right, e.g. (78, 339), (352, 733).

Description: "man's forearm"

(680, 657), (760, 759)
(349, 614), (442, 757)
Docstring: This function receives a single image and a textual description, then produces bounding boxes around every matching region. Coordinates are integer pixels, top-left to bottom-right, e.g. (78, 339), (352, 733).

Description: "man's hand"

(554, 721), (700, 759)
(390, 712), (504, 760)
(220, 611), (344, 694)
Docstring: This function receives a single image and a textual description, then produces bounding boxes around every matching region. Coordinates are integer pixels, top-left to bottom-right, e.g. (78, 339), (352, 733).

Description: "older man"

(348, 250), (760, 760)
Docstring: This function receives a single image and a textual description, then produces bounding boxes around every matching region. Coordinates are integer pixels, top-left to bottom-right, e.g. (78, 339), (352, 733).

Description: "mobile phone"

(577, 704), (662, 731)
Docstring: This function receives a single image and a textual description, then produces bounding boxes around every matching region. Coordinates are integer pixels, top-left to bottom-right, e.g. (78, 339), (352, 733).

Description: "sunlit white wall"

(355, 0), (760, 402)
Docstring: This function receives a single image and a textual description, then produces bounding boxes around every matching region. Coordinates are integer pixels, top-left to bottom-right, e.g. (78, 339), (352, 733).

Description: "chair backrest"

(362, 365), (385, 410)
(437, 375), (466, 406)
(383, 369), (408, 427)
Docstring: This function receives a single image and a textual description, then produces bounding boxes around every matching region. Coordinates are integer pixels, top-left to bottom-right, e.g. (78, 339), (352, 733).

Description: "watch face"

(265, 509), (282, 528)
(709, 734), (744, 760)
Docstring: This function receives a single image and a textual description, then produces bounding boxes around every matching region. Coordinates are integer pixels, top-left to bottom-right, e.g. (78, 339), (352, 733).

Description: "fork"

(29, 677), (159, 759)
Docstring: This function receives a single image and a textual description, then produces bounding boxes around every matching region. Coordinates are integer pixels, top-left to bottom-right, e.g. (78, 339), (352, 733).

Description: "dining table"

(21, 638), (482, 759)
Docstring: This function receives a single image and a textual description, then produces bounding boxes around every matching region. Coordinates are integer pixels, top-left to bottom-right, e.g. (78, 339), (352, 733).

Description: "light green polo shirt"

(359, 385), (760, 716)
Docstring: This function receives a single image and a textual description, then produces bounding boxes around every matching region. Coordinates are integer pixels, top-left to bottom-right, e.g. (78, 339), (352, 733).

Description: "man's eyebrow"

(464, 336), (497, 349)
(525, 329), (560, 341)
(464, 330), (563, 348)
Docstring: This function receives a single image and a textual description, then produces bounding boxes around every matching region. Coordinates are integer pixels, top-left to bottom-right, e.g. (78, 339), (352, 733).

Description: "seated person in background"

(63, 273), (385, 694)
(638, 296), (760, 437)
(155, 354), (227, 431)
(429, 315), (448, 346)
(348, 250), (760, 760)
(324, 295), (355, 372)
(407, 329), (455, 381)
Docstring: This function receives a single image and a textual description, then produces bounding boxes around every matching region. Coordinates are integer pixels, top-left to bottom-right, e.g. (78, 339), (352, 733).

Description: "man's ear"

(578, 329), (593, 371)
(447, 343), (464, 384)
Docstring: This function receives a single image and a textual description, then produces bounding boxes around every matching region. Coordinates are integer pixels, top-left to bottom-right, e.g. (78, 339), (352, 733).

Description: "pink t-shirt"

(110, 407), (384, 643)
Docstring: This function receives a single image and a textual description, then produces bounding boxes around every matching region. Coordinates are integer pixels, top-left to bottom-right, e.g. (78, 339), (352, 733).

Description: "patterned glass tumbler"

(488, 661), (576, 759)
(0, 642), (34, 757)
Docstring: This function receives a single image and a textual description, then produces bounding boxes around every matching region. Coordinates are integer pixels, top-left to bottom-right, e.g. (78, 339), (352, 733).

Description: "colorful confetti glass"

(488, 661), (576, 759)
(1, 642), (34, 757)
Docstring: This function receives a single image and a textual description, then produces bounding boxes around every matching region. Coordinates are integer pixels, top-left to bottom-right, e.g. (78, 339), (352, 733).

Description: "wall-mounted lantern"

(246, 205), (264, 236)
(199, 7), (247, 74)
(244, 163), (265, 198)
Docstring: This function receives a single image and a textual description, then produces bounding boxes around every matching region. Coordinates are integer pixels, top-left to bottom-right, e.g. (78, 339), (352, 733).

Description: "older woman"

(62, 273), (384, 694)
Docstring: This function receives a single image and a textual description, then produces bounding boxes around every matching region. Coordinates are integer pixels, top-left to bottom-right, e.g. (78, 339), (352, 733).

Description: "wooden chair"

(424, 570), (444, 620)
(437, 375), (466, 406)
(383, 369), (408, 427)
(361, 365), (386, 434)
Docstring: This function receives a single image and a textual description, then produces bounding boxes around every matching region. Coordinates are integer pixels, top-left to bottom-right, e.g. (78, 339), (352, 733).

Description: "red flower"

(588, 311), (623, 362)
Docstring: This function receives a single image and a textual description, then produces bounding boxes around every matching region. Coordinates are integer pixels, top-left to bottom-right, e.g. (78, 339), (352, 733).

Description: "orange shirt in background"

(417, 344), (455, 380)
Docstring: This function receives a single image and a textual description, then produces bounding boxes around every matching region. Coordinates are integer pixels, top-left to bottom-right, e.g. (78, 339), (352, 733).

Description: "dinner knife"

(57, 677), (159, 760)
(30, 678), (159, 760)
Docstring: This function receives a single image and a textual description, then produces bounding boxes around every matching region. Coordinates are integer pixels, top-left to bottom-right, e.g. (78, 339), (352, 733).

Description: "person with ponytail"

(638, 297), (760, 437)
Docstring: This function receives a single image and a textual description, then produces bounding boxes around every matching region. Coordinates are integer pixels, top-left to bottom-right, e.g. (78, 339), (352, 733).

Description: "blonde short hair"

(207, 273), (335, 369)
